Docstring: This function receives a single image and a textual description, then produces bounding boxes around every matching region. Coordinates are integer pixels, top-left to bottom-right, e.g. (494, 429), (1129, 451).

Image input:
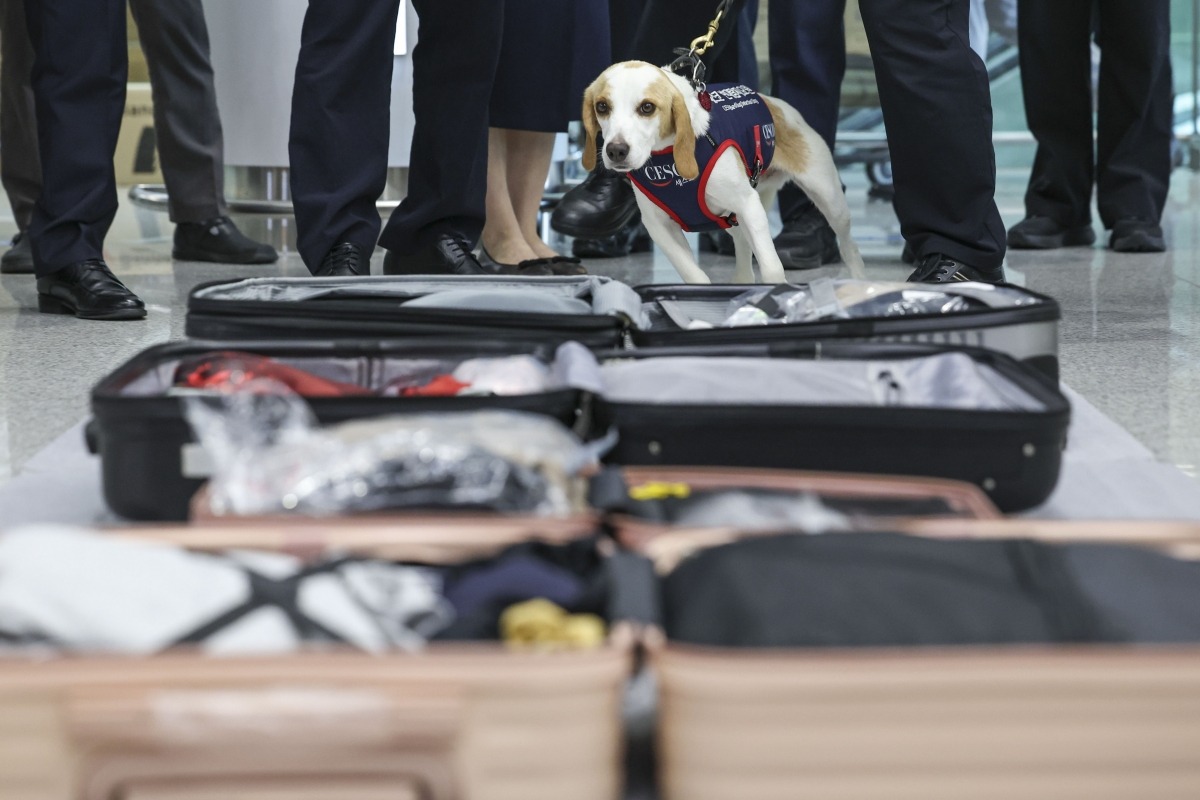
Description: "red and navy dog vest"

(627, 83), (776, 232)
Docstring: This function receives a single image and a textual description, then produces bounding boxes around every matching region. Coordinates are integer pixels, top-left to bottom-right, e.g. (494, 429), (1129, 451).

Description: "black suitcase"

(633, 281), (1062, 381)
(88, 339), (588, 521)
(184, 275), (647, 348)
(592, 342), (1070, 512)
(184, 276), (1060, 380)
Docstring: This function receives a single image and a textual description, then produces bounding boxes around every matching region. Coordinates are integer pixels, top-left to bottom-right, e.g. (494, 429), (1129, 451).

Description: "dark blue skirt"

(489, 0), (613, 132)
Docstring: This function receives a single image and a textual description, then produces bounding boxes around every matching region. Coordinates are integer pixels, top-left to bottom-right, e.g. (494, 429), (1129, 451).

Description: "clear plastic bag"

(184, 385), (596, 518)
(720, 279), (1037, 327)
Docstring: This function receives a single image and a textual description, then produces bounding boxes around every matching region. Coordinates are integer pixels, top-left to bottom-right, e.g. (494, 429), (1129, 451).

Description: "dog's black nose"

(606, 141), (630, 162)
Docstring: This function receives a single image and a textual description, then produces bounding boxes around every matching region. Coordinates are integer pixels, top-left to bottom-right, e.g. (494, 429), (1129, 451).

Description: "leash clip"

(667, 48), (707, 92)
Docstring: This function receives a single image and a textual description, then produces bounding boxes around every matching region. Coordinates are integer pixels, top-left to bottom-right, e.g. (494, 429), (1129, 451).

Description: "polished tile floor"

(1, 167), (1198, 501)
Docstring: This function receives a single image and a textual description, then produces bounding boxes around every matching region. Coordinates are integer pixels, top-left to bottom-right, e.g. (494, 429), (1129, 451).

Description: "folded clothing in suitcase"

(88, 339), (597, 521)
(643, 522), (1200, 800)
(185, 275), (649, 348)
(635, 279), (1062, 381)
(594, 342), (1070, 512)
(0, 522), (628, 800)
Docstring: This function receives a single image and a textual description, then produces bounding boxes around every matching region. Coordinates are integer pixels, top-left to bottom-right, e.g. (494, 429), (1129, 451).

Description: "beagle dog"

(583, 61), (865, 284)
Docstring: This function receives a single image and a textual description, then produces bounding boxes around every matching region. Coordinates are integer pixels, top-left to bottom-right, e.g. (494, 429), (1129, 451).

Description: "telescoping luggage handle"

(68, 683), (461, 800)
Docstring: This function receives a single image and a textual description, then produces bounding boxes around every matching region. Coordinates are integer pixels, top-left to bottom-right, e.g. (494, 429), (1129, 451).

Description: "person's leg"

(130, 0), (276, 264)
(1094, 0), (1172, 244)
(769, 0), (848, 267)
(128, 0), (222, 223)
(23, 0), (144, 318)
(630, 0), (748, 77)
(481, 128), (530, 264)
(0, 0), (40, 233)
(289, 0), (401, 272)
(378, 0), (504, 257)
(858, 0), (1006, 276)
(0, 0), (39, 273)
(481, 128), (558, 265)
(506, 129), (559, 260)
(23, 0), (127, 273)
(1014, 0), (1095, 232)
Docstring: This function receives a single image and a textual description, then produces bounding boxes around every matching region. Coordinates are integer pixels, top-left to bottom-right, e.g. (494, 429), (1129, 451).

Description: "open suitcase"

(184, 277), (1060, 379)
(184, 276), (645, 349)
(89, 337), (1068, 519)
(87, 339), (590, 521)
(0, 519), (630, 800)
(626, 519), (1200, 800)
(594, 342), (1070, 512)
(633, 282), (1061, 381)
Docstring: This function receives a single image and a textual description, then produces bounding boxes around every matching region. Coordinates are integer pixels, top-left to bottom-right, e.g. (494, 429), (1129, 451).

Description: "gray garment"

(0, 0), (226, 226)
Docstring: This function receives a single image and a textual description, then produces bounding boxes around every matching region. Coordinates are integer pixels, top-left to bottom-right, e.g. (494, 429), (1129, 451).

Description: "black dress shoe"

(571, 218), (651, 259)
(1109, 218), (1166, 253)
(315, 242), (370, 276)
(551, 168), (640, 239)
(36, 260), (146, 320)
(173, 216), (279, 264)
(383, 234), (490, 276)
(907, 252), (1005, 285)
(773, 206), (840, 269)
(1007, 215), (1096, 250)
(0, 232), (33, 274)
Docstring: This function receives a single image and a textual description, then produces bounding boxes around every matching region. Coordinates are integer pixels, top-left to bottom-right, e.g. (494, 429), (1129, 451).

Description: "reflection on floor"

(0, 168), (1197, 508)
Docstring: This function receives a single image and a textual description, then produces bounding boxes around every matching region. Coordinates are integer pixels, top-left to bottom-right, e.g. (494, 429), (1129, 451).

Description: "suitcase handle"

(84, 418), (100, 454)
(67, 685), (462, 800)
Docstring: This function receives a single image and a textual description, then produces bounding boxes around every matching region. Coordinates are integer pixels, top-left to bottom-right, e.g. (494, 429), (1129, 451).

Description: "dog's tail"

(765, 97), (866, 280)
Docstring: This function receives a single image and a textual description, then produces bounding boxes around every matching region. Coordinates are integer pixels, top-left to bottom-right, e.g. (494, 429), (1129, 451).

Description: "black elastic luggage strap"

(171, 557), (358, 647)
(606, 551), (663, 628)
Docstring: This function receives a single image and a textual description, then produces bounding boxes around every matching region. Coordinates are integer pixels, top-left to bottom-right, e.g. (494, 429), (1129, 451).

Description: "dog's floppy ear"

(670, 89), (699, 180)
(581, 79), (601, 172)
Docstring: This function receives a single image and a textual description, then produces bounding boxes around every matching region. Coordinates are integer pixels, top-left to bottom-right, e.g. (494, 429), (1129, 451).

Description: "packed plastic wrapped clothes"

(167, 350), (561, 399)
(184, 383), (599, 517)
(0, 527), (453, 654)
(720, 278), (1039, 327)
(0, 527), (610, 654)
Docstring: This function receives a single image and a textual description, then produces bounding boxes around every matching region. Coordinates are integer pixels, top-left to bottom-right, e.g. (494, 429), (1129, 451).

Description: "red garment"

(174, 352), (372, 397)
(398, 374), (472, 397)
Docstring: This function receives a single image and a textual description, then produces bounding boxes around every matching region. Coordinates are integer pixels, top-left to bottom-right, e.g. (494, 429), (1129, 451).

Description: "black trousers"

(629, 0), (750, 84)
(289, 0), (503, 272)
(2, 0), (227, 230)
(769, 0), (846, 223)
(21, 0), (126, 276)
(858, 0), (1006, 269)
(1017, 0), (1172, 229)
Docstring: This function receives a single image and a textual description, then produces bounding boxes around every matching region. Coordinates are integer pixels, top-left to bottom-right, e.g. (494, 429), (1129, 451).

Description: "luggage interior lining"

(598, 353), (1047, 411)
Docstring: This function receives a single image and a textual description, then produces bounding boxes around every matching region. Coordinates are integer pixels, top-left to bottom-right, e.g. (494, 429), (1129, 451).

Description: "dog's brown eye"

(638, 101), (656, 115)
(595, 100), (610, 115)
